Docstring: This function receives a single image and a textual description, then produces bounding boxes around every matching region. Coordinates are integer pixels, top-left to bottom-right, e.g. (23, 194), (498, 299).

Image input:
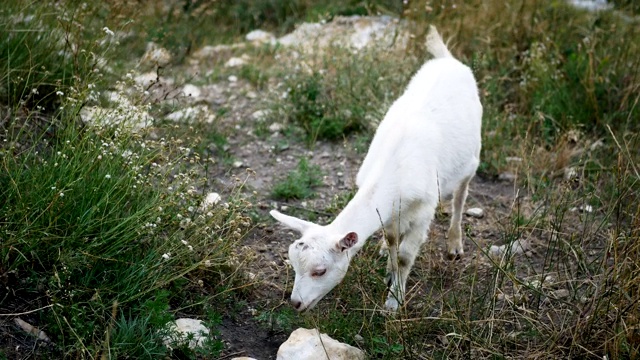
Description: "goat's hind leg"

(446, 176), (472, 258)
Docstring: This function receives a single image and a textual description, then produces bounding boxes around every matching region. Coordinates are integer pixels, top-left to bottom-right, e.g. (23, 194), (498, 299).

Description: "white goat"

(271, 26), (482, 312)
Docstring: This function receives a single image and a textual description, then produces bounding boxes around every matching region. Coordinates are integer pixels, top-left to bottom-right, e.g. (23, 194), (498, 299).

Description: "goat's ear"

(270, 210), (315, 234)
(336, 232), (358, 252)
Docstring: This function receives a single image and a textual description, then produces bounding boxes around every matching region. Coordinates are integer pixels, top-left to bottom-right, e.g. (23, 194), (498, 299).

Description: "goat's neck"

(329, 185), (392, 256)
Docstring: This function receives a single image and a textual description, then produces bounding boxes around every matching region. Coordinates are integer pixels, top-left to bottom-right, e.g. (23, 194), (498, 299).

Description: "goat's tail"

(425, 25), (452, 58)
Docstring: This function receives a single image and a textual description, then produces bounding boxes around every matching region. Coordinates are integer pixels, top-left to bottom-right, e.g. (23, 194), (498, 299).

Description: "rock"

(551, 289), (570, 298)
(190, 43), (246, 60)
(498, 172), (516, 181)
(228, 75), (238, 82)
(570, 204), (593, 213)
(182, 84), (202, 99)
(277, 16), (408, 52)
(251, 109), (271, 120)
(564, 167), (578, 180)
(163, 318), (209, 350)
(225, 56), (249, 68)
(489, 240), (529, 258)
(568, 0), (612, 11)
(134, 72), (160, 87)
(465, 207), (484, 218)
(200, 192), (221, 211)
(165, 105), (215, 124)
(14, 318), (50, 342)
(80, 105), (152, 131)
(140, 42), (172, 67)
(246, 29), (276, 44)
(233, 160), (244, 168)
(277, 328), (365, 360)
(268, 122), (284, 132)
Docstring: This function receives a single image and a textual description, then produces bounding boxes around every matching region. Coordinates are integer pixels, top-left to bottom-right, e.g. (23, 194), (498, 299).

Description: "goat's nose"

(291, 299), (302, 310)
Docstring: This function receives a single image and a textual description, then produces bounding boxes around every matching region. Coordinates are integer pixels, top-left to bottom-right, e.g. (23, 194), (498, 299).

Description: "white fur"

(271, 26), (482, 312)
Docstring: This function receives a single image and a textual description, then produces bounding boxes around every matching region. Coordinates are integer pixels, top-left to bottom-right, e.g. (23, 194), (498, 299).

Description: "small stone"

(140, 42), (172, 67)
(246, 29), (276, 43)
(564, 167), (578, 180)
(251, 109), (271, 120)
(182, 84), (201, 99)
(225, 56), (247, 67)
(354, 334), (364, 345)
(233, 161), (244, 168)
(552, 289), (570, 298)
(200, 192), (221, 210)
(228, 75), (238, 82)
(269, 122), (284, 132)
(498, 172), (516, 181)
(164, 319), (209, 350)
(465, 207), (484, 218)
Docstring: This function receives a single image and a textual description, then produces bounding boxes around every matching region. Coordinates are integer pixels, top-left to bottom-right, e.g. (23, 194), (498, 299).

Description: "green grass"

(272, 158), (323, 200)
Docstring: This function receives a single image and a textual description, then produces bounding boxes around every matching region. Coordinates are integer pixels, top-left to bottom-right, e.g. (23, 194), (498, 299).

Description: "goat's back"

(357, 56), (482, 202)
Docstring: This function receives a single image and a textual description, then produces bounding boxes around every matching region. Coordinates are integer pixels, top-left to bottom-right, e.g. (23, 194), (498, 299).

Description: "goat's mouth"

(296, 297), (322, 312)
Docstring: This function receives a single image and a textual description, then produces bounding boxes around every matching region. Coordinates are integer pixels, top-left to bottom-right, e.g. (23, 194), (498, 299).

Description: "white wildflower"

(105, 174), (111, 179)
(56, 91), (64, 96)
(181, 240), (188, 245)
(103, 27), (115, 36)
(59, 192), (64, 197)
(162, 253), (171, 260)
(188, 245), (193, 251)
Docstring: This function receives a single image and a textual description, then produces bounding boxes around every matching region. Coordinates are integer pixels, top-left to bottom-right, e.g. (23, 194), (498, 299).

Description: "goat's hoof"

(447, 252), (463, 260)
(384, 297), (399, 312)
(385, 271), (396, 288)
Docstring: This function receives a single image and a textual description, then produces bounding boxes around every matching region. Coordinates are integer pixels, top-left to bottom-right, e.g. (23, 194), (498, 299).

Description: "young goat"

(271, 26), (482, 312)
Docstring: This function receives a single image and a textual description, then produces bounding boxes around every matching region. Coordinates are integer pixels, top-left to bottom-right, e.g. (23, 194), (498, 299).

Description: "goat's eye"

(311, 269), (327, 277)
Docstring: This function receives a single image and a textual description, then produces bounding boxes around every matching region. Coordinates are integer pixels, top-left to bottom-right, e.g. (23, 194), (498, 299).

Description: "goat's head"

(270, 210), (358, 312)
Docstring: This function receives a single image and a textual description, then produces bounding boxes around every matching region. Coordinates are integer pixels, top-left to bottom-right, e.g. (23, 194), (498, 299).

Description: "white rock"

(268, 122), (284, 132)
(498, 172), (516, 181)
(251, 109), (271, 120)
(564, 167), (578, 180)
(277, 328), (365, 360)
(182, 84), (202, 99)
(228, 75), (238, 82)
(465, 207), (484, 218)
(133, 72), (172, 88)
(200, 192), (221, 211)
(489, 240), (529, 258)
(80, 105), (152, 131)
(164, 318), (209, 350)
(233, 160), (244, 168)
(140, 42), (172, 67)
(225, 56), (248, 67)
(568, 0), (612, 11)
(190, 43), (246, 60)
(571, 204), (594, 213)
(165, 105), (214, 124)
(276, 16), (408, 52)
(14, 318), (50, 342)
(246, 29), (276, 43)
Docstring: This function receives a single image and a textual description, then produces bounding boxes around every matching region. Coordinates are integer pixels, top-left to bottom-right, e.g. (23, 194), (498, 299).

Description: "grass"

(1, 0), (639, 359)
(272, 158), (323, 200)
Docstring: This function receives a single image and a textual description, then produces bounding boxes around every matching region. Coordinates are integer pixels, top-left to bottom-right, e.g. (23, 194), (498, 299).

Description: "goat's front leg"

(385, 210), (433, 312)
